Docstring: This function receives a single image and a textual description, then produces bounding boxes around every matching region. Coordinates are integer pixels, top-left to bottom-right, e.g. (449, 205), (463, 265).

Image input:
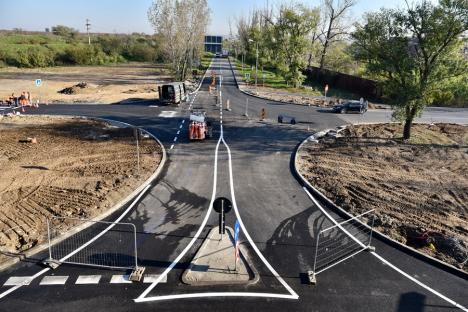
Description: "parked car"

(332, 100), (368, 114)
(158, 82), (187, 105)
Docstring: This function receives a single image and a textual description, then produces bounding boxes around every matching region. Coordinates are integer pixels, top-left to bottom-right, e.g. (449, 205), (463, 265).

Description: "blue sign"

(35, 79), (42, 87)
(234, 220), (240, 242)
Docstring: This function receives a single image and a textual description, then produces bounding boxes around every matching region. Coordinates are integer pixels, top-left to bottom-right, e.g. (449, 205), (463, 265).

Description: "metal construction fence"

(310, 210), (375, 283)
(47, 216), (138, 271)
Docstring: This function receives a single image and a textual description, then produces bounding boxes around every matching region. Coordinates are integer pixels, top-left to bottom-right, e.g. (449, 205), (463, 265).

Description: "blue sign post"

(234, 220), (240, 271)
(35, 79), (42, 87)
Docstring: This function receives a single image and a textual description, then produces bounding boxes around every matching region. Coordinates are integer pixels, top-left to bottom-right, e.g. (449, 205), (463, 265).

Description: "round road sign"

(213, 197), (232, 214)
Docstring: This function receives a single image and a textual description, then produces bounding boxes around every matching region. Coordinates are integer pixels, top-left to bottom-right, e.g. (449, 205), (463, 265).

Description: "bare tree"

(318, 0), (355, 69)
(148, 0), (210, 80)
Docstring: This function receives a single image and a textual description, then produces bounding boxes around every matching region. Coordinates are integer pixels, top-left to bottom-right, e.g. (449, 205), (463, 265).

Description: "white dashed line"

(3, 276), (33, 286)
(39, 276), (68, 285)
(170, 144), (174, 150)
(177, 130), (180, 135)
(75, 275), (101, 285)
(143, 274), (167, 284)
(179, 125), (183, 129)
(182, 120), (185, 124)
(173, 137), (178, 142)
(110, 275), (132, 284)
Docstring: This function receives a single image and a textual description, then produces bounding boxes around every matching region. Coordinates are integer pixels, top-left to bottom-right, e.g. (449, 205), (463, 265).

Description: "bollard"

(226, 99), (231, 111)
(261, 108), (266, 121)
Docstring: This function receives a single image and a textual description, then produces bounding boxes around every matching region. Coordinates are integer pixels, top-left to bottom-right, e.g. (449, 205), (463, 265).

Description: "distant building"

(205, 35), (222, 54)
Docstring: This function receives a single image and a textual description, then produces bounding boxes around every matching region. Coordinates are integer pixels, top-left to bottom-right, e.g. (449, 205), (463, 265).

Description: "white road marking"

(75, 275), (101, 285)
(110, 275), (132, 284)
(136, 63), (298, 302)
(0, 184), (152, 299)
(3, 276), (33, 286)
(182, 120), (185, 124)
(39, 276), (68, 285)
(170, 144), (174, 150)
(143, 274), (167, 284)
(302, 187), (468, 311)
(173, 137), (178, 142)
(176, 130), (180, 135)
(179, 125), (183, 129)
(158, 111), (177, 118)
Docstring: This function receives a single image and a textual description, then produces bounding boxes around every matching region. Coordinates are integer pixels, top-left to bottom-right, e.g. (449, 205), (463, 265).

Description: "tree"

(319, 0), (355, 70)
(51, 25), (78, 40)
(148, 0), (210, 80)
(352, 0), (467, 140)
(273, 5), (320, 87)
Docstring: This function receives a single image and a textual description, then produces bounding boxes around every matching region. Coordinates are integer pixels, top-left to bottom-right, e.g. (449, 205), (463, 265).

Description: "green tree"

(352, 0), (467, 140)
(273, 5), (319, 87)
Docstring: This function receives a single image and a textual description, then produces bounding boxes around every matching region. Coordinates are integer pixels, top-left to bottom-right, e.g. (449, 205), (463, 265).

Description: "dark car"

(332, 100), (368, 114)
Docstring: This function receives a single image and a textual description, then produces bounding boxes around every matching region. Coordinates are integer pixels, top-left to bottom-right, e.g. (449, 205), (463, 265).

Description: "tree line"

(227, 0), (467, 139)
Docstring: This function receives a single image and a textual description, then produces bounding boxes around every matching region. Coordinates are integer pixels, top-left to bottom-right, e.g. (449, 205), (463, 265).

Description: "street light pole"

(255, 41), (259, 92)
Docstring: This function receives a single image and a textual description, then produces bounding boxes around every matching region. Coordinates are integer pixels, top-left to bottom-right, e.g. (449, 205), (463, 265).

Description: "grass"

(232, 58), (359, 100)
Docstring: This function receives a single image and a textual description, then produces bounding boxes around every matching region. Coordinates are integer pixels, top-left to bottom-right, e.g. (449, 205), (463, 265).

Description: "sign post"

(234, 220), (240, 272)
(35, 79), (42, 107)
(324, 84), (329, 97)
(213, 197), (232, 241)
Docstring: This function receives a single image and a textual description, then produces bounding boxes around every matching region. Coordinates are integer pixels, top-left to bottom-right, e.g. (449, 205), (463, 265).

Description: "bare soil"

(0, 116), (161, 259)
(0, 63), (172, 104)
(297, 123), (468, 270)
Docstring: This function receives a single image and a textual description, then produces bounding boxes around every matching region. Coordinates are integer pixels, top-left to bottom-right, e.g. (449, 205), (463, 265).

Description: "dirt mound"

(58, 82), (97, 95)
(0, 116), (161, 258)
(298, 123), (468, 270)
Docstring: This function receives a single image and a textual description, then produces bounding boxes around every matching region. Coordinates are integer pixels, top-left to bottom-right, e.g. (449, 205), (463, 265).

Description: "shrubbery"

(0, 30), (160, 68)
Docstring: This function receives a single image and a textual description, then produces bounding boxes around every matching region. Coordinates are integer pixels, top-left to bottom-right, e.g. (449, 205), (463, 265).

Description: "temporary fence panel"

(47, 216), (138, 271)
(311, 210), (375, 281)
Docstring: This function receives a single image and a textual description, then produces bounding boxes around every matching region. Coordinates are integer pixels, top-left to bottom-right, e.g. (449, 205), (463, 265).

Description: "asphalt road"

(0, 58), (466, 312)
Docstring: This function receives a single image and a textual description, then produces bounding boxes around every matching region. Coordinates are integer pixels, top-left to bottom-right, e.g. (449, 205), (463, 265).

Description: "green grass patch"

(232, 57), (361, 100)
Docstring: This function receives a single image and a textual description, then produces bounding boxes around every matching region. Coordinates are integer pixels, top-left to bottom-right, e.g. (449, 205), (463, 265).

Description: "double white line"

(135, 60), (298, 303)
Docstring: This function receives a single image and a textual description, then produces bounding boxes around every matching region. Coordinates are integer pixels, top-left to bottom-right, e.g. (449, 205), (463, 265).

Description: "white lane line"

(75, 275), (101, 285)
(179, 125), (183, 129)
(135, 129), (223, 302)
(158, 111), (177, 118)
(176, 130), (180, 135)
(302, 188), (468, 311)
(136, 64), (298, 301)
(3, 276), (33, 286)
(182, 120), (185, 124)
(173, 137), (178, 142)
(110, 275), (132, 284)
(221, 137), (299, 300)
(39, 276), (68, 285)
(170, 144), (174, 150)
(0, 184), (152, 300)
(143, 274), (167, 284)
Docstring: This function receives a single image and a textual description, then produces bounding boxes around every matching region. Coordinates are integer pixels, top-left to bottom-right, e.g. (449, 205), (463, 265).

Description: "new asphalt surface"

(0, 58), (466, 312)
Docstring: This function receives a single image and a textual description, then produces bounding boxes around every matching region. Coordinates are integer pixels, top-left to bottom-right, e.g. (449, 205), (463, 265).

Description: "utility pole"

(86, 19), (91, 45)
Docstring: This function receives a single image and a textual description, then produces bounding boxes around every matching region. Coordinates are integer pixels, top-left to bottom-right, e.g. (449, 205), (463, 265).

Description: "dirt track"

(297, 123), (468, 270)
(0, 116), (161, 257)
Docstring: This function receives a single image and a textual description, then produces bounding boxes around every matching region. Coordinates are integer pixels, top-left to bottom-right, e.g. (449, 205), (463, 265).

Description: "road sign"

(213, 197), (232, 235)
(35, 79), (42, 87)
(213, 197), (232, 214)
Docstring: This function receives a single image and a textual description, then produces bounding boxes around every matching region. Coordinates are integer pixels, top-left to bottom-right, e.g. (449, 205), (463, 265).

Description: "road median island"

(181, 227), (258, 286)
(0, 115), (164, 268)
(296, 123), (468, 272)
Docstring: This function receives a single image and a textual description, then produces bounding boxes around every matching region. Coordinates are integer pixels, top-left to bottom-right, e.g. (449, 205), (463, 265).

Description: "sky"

(0, 0), (415, 36)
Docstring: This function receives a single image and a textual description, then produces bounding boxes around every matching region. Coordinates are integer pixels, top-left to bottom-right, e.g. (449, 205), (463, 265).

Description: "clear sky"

(0, 0), (414, 36)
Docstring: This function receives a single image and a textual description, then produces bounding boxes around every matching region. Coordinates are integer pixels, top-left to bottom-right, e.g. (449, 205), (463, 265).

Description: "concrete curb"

(0, 114), (167, 272)
(292, 124), (468, 280)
